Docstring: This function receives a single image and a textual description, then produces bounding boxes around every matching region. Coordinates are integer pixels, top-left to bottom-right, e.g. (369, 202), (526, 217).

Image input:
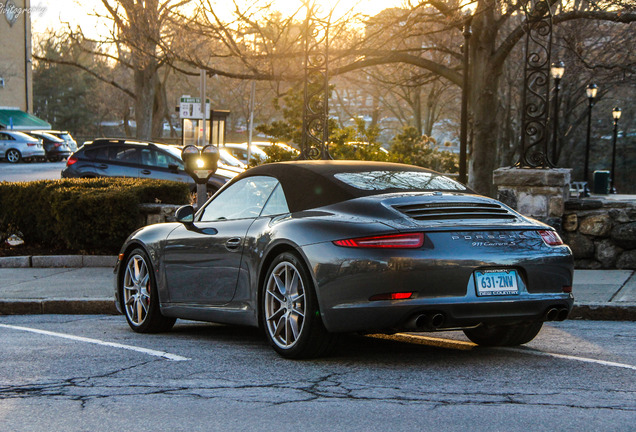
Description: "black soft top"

(232, 160), (460, 213)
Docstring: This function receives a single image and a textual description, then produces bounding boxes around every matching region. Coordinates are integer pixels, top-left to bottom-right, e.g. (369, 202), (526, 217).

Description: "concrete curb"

(0, 299), (119, 315)
(0, 255), (117, 268)
(570, 303), (636, 321)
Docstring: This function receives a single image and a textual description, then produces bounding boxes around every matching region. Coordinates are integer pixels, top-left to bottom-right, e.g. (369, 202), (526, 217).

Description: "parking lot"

(0, 159), (65, 182)
(1, 315), (635, 431)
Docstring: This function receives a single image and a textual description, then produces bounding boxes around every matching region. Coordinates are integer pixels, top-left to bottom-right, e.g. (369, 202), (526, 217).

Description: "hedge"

(0, 178), (190, 253)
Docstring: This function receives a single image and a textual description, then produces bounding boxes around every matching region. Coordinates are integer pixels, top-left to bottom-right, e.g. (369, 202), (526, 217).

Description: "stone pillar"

(493, 167), (572, 228)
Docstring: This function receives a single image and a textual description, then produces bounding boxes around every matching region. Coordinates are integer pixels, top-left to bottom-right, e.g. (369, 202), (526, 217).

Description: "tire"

(6, 149), (21, 163)
(120, 248), (176, 333)
(463, 321), (543, 347)
(261, 252), (336, 359)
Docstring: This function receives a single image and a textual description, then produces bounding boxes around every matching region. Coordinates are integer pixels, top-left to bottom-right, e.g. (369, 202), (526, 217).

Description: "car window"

(112, 146), (140, 164)
(261, 183), (289, 216)
(0, 133), (13, 140)
(333, 171), (467, 192)
(157, 150), (182, 168)
(83, 146), (110, 161)
(140, 148), (183, 169)
(200, 176), (279, 221)
(140, 149), (157, 167)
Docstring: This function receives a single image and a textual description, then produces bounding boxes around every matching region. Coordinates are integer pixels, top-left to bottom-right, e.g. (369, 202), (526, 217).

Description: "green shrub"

(0, 178), (190, 253)
(389, 126), (459, 173)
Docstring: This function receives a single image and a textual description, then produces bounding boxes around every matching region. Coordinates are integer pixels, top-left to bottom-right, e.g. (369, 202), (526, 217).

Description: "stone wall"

(562, 199), (636, 270)
(493, 167), (571, 230)
(138, 203), (182, 227)
(493, 166), (636, 270)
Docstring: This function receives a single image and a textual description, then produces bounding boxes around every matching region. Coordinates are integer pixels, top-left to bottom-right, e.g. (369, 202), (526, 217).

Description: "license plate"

(475, 269), (519, 296)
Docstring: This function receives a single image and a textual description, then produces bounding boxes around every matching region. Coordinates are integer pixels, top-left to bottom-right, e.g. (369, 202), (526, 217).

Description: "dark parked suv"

(61, 139), (237, 192)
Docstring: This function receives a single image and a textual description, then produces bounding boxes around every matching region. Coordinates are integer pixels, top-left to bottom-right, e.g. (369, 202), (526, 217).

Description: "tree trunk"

(467, 6), (503, 196)
(134, 61), (158, 140)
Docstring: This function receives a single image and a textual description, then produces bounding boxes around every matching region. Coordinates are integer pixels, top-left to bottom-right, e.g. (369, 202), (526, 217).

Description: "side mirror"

(168, 163), (180, 174)
(175, 205), (195, 223)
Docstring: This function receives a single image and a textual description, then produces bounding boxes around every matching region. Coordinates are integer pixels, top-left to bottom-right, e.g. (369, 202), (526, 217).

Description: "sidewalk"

(0, 255), (635, 320)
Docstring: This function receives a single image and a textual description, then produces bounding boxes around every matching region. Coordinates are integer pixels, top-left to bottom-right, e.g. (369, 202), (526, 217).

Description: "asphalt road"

(0, 315), (634, 431)
(0, 160), (65, 182)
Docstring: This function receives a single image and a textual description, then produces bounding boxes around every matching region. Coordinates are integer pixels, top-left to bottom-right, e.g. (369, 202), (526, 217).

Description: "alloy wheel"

(6, 150), (20, 163)
(123, 254), (151, 326)
(264, 261), (307, 349)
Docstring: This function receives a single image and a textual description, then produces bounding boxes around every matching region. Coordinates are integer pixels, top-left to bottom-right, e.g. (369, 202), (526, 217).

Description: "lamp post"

(610, 107), (622, 194)
(582, 83), (598, 196)
(550, 61), (565, 166)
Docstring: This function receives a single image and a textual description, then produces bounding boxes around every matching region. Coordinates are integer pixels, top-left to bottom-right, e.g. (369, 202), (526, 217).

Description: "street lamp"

(550, 61), (565, 165)
(582, 83), (598, 196)
(610, 107), (622, 194)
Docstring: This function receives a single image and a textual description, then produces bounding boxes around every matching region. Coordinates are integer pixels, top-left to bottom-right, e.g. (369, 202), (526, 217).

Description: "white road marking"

(500, 346), (636, 372)
(387, 333), (636, 371)
(0, 323), (190, 361)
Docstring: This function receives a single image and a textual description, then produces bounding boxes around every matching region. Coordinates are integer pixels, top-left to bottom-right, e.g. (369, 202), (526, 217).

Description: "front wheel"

(463, 321), (543, 346)
(6, 149), (21, 163)
(261, 252), (336, 359)
(120, 248), (175, 333)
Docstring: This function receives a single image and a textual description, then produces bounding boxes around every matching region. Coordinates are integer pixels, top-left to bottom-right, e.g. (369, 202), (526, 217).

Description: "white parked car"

(223, 143), (268, 165)
(251, 141), (299, 155)
(0, 130), (45, 163)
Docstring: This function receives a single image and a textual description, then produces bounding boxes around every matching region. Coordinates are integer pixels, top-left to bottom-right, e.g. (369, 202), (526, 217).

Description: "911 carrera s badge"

(451, 232), (528, 247)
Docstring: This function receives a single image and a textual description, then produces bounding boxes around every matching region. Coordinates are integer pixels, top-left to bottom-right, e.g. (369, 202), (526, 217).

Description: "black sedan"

(114, 161), (574, 359)
(27, 131), (72, 161)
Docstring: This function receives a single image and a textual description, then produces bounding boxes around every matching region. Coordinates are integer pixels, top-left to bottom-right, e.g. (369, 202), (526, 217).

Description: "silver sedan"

(0, 130), (45, 163)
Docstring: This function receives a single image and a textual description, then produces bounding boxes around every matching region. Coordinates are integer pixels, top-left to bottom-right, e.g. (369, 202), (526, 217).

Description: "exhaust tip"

(556, 308), (569, 321)
(429, 313), (445, 329)
(408, 313), (446, 330)
(545, 308), (559, 321)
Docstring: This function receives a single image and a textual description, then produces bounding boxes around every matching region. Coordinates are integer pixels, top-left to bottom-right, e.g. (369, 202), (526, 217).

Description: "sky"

(31, 0), (408, 37)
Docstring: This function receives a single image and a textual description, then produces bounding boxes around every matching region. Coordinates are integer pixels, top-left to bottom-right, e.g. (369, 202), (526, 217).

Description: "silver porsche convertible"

(114, 161), (574, 358)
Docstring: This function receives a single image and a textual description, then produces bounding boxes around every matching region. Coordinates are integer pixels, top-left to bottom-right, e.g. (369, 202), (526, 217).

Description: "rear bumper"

(21, 148), (46, 158)
(321, 294), (574, 333)
(301, 237), (574, 333)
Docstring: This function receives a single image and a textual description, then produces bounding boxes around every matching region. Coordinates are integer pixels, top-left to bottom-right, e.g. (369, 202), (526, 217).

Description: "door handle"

(141, 169), (151, 175)
(225, 237), (242, 251)
(97, 164), (108, 169)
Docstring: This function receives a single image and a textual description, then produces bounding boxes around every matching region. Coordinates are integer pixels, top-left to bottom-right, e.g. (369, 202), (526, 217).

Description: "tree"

(35, 0), (196, 140)
(180, 0), (636, 194)
(33, 39), (100, 135)
(390, 126), (459, 173)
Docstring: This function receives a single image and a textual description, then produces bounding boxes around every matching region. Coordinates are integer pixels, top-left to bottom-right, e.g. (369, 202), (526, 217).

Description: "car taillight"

(54, 143), (62, 147)
(333, 233), (424, 249)
(539, 230), (563, 246)
(66, 156), (78, 166)
(27, 142), (36, 146)
(369, 292), (413, 301)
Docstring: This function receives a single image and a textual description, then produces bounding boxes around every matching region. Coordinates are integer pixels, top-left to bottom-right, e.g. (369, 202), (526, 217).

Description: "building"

(0, 0), (50, 129)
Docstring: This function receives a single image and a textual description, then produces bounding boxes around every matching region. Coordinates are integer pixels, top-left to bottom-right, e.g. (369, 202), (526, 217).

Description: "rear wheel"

(463, 321), (543, 346)
(120, 248), (175, 333)
(6, 149), (21, 163)
(261, 252), (336, 359)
